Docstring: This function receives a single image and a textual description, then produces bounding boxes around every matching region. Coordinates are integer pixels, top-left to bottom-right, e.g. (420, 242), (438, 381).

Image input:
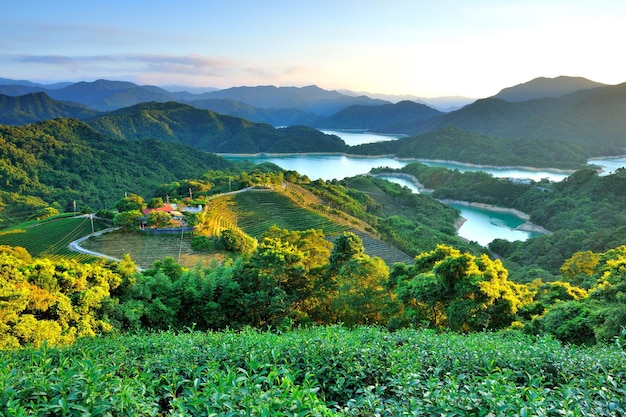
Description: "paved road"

(67, 226), (128, 264)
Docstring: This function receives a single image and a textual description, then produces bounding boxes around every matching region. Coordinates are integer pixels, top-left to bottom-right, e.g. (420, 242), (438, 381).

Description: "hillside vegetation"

(383, 83), (626, 156)
(391, 162), (626, 277)
(85, 101), (348, 153)
(0, 118), (236, 226)
(314, 100), (442, 130)
(0, 93), (99, 125)
(493, 75), (605, 102)
(349, 127), (590, 169)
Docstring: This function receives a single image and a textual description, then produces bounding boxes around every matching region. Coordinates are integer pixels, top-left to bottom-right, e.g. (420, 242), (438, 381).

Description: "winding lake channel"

(224, 129), (626, 246)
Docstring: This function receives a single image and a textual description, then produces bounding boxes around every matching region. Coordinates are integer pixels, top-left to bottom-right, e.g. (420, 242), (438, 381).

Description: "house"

(142, 203), (176, 216)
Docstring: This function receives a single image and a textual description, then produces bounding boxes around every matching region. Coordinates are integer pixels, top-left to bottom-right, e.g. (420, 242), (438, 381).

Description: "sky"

(1, 0), (626, 98)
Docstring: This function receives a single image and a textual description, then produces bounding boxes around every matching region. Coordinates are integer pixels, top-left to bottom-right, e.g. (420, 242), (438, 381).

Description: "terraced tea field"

(0, 216), (109, 262)
(232, 189), (412, 264)
(231, 189), (346, 238)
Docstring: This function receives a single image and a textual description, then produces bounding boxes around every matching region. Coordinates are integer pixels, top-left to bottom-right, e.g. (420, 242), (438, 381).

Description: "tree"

(396, 245), (530, 332)
(229, 227), (332, 327)
(115, 194), (145, 213)
(331, 255), (394, 326)
(36, 206), (59, 220)
(146, 210), (172, 228)
(329, 232), (364, 268)
(217, 228), (256, 253)
(147, 197), (164, 209)
(560, 250), (601, 288)
(113, 210), (143, 230)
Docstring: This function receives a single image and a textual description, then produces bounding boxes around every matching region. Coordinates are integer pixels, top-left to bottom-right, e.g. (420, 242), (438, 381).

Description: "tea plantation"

(2, 326), (625, 416)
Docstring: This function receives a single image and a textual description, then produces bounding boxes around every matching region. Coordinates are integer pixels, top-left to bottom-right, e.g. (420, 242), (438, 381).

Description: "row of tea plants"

(2, 326), (625, 416)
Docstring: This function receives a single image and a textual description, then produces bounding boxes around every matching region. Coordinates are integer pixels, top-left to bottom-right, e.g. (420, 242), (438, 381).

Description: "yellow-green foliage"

(395, 244), (533, 332)
(0, 248), (123, 349)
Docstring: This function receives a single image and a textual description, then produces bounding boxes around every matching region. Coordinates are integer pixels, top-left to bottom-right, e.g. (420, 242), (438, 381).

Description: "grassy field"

(2, 326), (624, 416)
(80, 230), (225, 269)
(0, 216), (109, 262)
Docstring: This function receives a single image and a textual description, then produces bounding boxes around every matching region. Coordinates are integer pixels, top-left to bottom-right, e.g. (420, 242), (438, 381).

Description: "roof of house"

(142, 203), (175, 215)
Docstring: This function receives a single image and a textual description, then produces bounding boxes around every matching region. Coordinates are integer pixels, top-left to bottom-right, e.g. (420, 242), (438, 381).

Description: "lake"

(224, 129), (573, 182)
(223, 130), (626, 246)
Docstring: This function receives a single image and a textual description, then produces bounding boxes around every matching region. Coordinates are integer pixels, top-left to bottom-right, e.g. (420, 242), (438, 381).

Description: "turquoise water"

(319, 129), (405, 146)
(223, 130), (626, 245)
(449, 204), (537, 246)
(378, 175), (536, 245)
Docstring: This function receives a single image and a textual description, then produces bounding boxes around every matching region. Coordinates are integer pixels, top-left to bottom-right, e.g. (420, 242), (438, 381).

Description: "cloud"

(13, 53), (233, 78)
(128, 54), (232, 76)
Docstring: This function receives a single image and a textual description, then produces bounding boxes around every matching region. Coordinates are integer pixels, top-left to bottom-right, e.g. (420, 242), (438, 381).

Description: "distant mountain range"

(0, 79), (389, 125)
(1, 75), (625, 159)
(381, 81), (626, 156)
(337, 89), (475, 111)
(313, 100), (443, 130)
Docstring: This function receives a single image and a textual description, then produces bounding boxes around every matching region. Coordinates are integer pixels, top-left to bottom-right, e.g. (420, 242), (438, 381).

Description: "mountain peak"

(493, 76), (606, 102)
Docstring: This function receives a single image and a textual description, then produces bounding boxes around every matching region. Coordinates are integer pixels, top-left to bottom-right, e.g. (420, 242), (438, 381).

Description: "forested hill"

(313, 100), (443, 130)
(379, 82), (626, 157)
(348, 127), (590, 170)
(85, 101), (348, 153)
(0, 92), (99, 125)
(0, 118), (236, 225)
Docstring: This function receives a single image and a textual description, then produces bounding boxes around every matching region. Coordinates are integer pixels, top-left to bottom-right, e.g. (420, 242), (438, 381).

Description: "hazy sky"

(2, 0), (625, 98)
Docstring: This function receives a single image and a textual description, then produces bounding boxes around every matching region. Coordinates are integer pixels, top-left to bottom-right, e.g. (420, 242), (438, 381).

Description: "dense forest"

(85, 101), (348, 153)
(389, 162), (626, 277)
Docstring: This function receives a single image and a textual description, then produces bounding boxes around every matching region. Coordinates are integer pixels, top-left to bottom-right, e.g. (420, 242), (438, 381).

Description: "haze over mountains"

(0, 75), (624, 160)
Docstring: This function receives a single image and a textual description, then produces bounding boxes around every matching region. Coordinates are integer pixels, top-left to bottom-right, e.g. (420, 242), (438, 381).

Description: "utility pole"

(73, 200), (76, 217)
(178, 227), (184, 262)
(90, 213), (95, 234)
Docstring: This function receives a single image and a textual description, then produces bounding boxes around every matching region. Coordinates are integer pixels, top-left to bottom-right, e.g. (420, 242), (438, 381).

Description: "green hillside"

(85, 101), (348, 153)
(0, 118), (237, 226)
(314, 100), (442, 130)
(0, 216), (108, 262)
(349, 127), (590, 169)
(0, 92), (99, 125)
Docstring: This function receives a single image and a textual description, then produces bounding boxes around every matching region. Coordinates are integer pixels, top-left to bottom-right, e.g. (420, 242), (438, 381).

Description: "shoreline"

(367, 172), (551, 235)
(368, 172), (432, 192)
(439, 199), (552, 235)
(217, 152), (584, 173)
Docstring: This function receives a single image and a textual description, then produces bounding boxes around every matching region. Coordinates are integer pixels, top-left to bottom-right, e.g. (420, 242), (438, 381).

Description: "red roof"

(142, 203), (175, 215)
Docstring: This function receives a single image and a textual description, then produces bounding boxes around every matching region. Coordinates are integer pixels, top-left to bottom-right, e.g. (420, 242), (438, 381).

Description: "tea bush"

(2, 326), (625, 416)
